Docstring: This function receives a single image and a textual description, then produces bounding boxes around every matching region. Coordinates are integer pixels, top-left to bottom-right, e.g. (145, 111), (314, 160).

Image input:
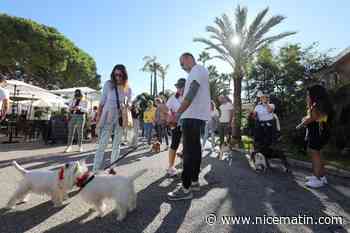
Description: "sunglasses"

(114, 73), (124, 77)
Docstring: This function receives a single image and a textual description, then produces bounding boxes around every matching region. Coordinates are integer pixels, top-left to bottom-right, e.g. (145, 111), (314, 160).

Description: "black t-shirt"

(131, 107), (140, 119)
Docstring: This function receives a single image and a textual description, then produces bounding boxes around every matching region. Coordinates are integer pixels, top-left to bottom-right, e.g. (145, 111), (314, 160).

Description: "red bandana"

(59, 167), (64, 180)
(76, 172), (92, 188)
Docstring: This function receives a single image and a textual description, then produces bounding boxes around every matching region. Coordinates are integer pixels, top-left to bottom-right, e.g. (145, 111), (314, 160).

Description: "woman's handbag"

(115, 86), (133, 128)
(122, 106), (133, 128)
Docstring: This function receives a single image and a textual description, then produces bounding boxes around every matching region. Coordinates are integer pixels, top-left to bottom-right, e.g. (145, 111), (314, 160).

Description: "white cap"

(257, 91), (268, 97)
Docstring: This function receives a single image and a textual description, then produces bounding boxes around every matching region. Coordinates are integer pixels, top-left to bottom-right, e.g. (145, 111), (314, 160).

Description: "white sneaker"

(305, 175), (328, 184)
(79, 147), (84, 153)
(167, 167), (177, 177)
(305, 177), (324, 188)
(64, 146), (72, 153)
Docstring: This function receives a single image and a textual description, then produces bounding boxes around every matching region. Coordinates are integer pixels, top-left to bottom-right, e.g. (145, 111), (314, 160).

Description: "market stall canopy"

(4, 80), (68, 108)
(51, 87), (100, 101)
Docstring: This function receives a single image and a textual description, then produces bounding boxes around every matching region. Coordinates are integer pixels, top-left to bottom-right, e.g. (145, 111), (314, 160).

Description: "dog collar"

(59, 167), (64, 180)
(76, 172), (95, 189)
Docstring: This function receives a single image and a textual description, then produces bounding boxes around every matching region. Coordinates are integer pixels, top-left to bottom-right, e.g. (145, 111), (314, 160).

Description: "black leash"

(103, 143), (143, 170)
(76, 143), (143, 192)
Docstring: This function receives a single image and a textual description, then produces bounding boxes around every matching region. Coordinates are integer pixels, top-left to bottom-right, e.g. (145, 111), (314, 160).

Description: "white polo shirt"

(180, 64), (211, 121)
(219, 102), (234, 123)
(254, 103), (275, 121)
(166, 94), (182, 113)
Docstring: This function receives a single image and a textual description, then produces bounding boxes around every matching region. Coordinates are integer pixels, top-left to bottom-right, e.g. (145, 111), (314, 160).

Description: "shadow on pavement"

(0, 202), (68, 233)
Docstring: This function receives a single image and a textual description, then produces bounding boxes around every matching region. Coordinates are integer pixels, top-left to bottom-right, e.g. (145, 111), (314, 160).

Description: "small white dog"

(249, 152), (267, 172)
(254, 152), (267, 172)
(6, 160), (88, 209)
(76, 168), (147, 221)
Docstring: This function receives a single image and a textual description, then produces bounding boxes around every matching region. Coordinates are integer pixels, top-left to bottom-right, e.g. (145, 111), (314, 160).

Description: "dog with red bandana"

(6, 160), (88, 209)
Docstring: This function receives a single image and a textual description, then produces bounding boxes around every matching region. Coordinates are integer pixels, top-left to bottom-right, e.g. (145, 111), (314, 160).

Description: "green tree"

(198, 51), (211, 66)
(194, 5), (296, 142)
(0, 13), (100, 89)
(207, 65), (231, 107)
(246, 43), (333, 118)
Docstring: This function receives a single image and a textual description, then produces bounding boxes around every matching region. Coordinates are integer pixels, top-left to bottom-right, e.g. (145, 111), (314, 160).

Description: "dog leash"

(103, 143), (144, 170)
(75, 143), (146, 192)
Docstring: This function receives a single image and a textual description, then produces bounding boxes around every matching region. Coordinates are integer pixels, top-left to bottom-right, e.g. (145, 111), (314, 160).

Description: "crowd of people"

(1, 52), (334, 201)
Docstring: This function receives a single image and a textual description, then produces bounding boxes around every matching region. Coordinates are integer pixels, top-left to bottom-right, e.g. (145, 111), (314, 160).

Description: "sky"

(0, 0), (349, 97)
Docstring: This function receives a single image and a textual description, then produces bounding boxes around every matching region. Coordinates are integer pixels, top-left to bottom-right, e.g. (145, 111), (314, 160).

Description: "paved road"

(0, 141), (349, 233)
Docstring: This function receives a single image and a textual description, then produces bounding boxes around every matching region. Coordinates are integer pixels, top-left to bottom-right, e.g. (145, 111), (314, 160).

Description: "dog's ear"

(77, 159), (87, 166)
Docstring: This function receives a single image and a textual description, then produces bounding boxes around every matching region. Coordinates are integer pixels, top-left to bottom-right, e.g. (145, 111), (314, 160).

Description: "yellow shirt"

(307, 109), (328, 123)
(143, 106), (156, 123)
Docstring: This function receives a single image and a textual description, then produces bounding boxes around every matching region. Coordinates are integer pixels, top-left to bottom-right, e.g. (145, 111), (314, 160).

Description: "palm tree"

(194, 5), (296, 142)
(141, 56), (157, 96)
(198, 51), (211, 66)
(159, 64), (170, 94)
(150, 62), (162, 96)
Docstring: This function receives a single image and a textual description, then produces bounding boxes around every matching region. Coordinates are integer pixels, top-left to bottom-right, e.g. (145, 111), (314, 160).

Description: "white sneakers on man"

(64, 146), (84, 153)
(167, 167), (177, 177)
(64, 146), (72, 153)
(305, 175), (328, 188)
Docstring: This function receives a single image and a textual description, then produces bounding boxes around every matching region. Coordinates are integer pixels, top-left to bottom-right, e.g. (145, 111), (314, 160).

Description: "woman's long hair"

(110, 64), (128, 89)
(74, 89), (83, 99)
(307, 84), (334, 122)
(210, 100), (216, 111)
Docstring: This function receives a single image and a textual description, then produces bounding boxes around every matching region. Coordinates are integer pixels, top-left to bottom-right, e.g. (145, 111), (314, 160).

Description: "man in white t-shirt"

(168, 53), (210, 201)
(0, 76), (10, 122)
(218, 95), (234, 155)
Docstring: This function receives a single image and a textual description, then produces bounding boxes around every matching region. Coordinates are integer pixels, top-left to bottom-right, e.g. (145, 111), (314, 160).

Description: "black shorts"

(307, 122), (328, 151)
(170, 126), (182, 150)
(254, 120), (274, 148)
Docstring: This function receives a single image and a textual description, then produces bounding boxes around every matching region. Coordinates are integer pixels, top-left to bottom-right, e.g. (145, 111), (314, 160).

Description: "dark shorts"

(254, 120), (274, 148)
(307, 122), (328, 151)
(170, 126), (182, 150)
(218, 123), (231, 145)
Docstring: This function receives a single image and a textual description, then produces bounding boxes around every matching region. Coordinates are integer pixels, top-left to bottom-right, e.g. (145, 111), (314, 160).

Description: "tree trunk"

(162, 78), (165, 94)
(232, 66), (243, 145)
(153, 70), (157, 97)
(150, 73), (153, 96)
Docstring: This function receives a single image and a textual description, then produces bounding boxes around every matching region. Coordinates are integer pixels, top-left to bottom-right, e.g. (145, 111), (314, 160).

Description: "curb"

(231, 148), (350, 179)
(287, 158), (350, 179)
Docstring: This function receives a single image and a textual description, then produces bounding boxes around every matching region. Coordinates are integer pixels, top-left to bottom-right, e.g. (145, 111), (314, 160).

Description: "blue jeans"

(144, 123), (153, 144)
(67, 114), (86, 147)
(93, 122), (123, 171)
(202, 122), (215, 150)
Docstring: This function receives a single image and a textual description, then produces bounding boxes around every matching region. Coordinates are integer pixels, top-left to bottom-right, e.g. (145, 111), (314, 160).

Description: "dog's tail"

(128, 169), (147, 181)
(12, 161), (28, 175)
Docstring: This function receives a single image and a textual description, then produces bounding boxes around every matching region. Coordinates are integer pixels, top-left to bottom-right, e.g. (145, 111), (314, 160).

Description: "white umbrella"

(4, 80), (68, 110)
(51, 86), (101, 111)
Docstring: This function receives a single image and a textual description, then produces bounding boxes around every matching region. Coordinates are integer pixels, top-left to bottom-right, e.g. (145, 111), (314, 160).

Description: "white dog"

(6, 160), (88, 209)
(248, 152), (267, 172)
(254, 152), (267, 172)
(77, 168), (147, 221)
